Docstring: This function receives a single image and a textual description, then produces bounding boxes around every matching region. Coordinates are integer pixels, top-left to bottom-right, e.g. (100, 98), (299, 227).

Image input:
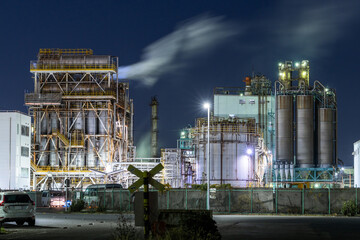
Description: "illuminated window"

(249, 99), (256, 104)
(239, 99), (246, 104)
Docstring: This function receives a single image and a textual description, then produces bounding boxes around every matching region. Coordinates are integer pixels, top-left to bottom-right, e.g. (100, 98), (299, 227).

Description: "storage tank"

(318, 108), (333, 167)
(38, 138), (48, 166)
(86, 111), (97, 167)
(296, 95), (314, 167)
(49, 138), (58, 166)
(276, 95), (293, 163)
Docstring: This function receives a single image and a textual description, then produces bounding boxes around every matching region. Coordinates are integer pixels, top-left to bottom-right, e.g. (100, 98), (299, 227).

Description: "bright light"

(302, 60), (307, 66)
(295, 62), (300, 67)
(325, 88), (329, 92)
(105, 165), (112, 173)
(203, 103), (210, 109)
(278, 62), (282, 67)
(267, 150), (272, 154)
(341, 167), (344, 171)
(302, 71), (307, 77)
(246, 148), (253, 155)
(314, 183), (320, 188)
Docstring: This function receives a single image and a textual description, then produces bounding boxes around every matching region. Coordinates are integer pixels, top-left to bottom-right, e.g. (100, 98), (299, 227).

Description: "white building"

(354, 140), (360, 187)
(0, 111), (31, 190)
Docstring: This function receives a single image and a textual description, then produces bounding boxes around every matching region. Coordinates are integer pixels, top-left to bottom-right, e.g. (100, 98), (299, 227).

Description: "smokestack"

(150, 96), (159, 157)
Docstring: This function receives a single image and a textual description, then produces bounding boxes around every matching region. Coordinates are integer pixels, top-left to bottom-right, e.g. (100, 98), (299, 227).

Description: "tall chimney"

(150, 96), (159, 158)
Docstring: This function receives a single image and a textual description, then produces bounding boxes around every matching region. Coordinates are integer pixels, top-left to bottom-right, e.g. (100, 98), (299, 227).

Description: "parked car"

(0, 191), (36, 226)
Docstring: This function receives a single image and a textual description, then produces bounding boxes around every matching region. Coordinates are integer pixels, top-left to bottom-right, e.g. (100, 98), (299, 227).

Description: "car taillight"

(0, 201), (4, 206)
(31, 201), (35, 206)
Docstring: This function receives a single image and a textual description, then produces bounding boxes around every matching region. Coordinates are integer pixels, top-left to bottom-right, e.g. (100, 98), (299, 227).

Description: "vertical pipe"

(150, 97), (159, 158)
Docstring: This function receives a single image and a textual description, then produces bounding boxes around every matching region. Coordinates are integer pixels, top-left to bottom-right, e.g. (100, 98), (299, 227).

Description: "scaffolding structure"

(26, 49), (133, 190)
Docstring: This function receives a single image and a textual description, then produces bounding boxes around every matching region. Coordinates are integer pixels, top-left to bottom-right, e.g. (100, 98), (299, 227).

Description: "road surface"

(2, 211), (360, 239)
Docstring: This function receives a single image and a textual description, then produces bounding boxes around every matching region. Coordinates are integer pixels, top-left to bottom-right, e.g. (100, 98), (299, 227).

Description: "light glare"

(203, 103), (210, 109)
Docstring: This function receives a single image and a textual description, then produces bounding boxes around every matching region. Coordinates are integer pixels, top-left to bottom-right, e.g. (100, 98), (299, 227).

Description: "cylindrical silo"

(87, 111), (97, 134)
(41, 113), (48, 135)
(74, 106), (83, 130)
(276, 95), (293, 163)
(38, 138), (48, 166)
(76, 151), (85, 167)
(50, 112), (59, 133)
(49, 138), (58, 166)
(99, 110), (108, 134)
(87, 137), (97, 168)
(318, 108), (333, 167)
(195, 126), (206, 183)
(296, 95), (314, 167)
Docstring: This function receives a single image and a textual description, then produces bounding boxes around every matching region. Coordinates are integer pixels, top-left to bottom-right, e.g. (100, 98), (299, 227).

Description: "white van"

(0, 191), (36, 226)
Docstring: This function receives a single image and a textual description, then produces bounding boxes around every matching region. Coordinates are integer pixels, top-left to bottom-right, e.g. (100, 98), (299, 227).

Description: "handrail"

(30, 62), (116, 71)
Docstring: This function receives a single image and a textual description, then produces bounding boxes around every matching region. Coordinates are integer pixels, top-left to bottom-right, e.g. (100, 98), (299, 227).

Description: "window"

(17, 124), (19, 135)
(249, 99), (256, 104)
(21, 125), (29, 136)
(21, 168), (29, 178)
(239, 99), (246, 104)
(21, 146), (29, 157)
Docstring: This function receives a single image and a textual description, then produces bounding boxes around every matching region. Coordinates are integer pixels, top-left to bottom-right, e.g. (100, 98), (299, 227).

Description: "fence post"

(112, 188), (114, 210)
(250, 188), (253, 213)
(185, 188), (188, 210)
(228, 189), (231, 213)
(302, 188), (305, 215)
(104, 188), (106, 209)
(328, 187), (331, 215)
(119, 189), (122, 212)
(275, 188), (278, 214)
(356, 188), (358, 208)
(167, 190), (170, 209)
(128, 191), (131, 211)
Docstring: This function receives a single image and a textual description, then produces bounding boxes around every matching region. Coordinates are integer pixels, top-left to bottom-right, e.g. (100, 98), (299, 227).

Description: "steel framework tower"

(26, 49), (133, 190)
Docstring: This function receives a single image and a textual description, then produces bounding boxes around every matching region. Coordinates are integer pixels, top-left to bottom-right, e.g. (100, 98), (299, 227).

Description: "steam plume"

(118, 15), (240, 86)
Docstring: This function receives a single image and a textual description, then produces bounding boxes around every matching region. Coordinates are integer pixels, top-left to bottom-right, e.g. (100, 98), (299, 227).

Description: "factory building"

(0, 111), (31, 190)
(174, 75), (274, 187)
(275, 60), (337, 183)
(25, 49), (134, 190)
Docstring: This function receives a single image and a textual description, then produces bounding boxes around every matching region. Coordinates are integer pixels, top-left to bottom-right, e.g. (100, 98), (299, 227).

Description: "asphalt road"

(214, 215), (360, 240)
(2, 211), (360, 240)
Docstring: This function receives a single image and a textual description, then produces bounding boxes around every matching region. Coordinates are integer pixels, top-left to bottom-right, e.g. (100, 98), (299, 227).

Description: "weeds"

(69, 199), (85, 212)
(342, 200), (358, 216)
(112, 215), (137, 240)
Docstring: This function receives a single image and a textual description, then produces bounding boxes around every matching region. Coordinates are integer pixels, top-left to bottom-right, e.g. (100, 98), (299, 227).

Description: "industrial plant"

(0, 49), (337, 190)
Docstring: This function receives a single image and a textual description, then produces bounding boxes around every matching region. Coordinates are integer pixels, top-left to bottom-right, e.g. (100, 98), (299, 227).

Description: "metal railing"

(30, 62), (116, 72)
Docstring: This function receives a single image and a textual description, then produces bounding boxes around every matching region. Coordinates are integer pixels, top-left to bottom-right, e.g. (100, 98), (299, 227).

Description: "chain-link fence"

(25, 188), (360, 215)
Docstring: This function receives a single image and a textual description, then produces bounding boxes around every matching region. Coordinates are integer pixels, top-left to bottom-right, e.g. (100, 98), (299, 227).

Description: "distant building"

(0, 111), (31, 190)
(354, 140), (360, 187)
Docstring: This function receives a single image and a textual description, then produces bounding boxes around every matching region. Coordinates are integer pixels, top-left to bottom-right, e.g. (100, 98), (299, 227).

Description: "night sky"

(0, 1), (359, 165)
